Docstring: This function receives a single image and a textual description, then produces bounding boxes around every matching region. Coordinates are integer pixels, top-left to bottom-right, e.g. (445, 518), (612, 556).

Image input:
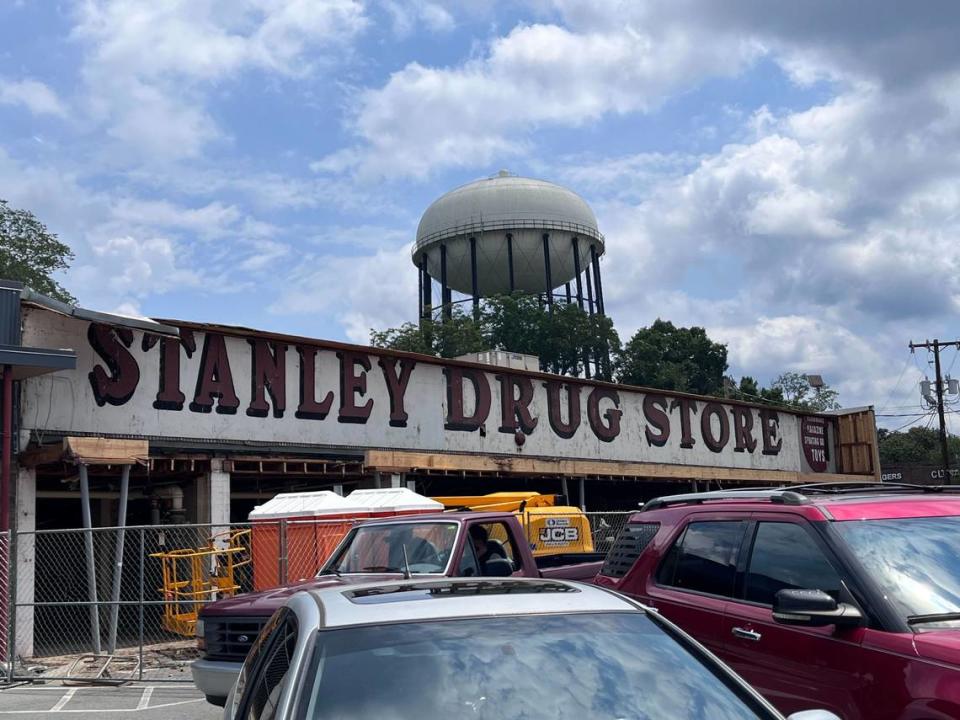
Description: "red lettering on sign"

(337, 351), (373, 424)
(444, 367), (491, 432)
(497, 374), (539, 435)
(190, 333), (240, 414)
(247, 339), (287, 418)
(88, 323), (140, 407)
(643, 394), (670, 447)
(294, 345), (333, 420)
(700, 402), (730, 453)
(587, 387), (621, 442)
(760, 409), (782, 456)
(670, 398), (698, 449)
(379, 357), (416, 427)
(730, 406), (757, 453)
(544, 381), (581, 439)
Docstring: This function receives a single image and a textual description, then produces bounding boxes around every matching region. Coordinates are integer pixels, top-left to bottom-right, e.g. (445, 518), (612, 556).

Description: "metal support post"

(506, 234), (515, 293)
(440, 244), (451, 321)
(565, 282), (572, 304)
(542, 233), (553, 311)
(579, 477), (586, 511)
(420, 256), (432, 320)
(585, 261), (595, 316)
(138, 529), (144, 680)
(278, 519), (289, 586)
(470, 237), (480, 320)
(79, 464), (101, 655)
(107, 465), (130, 653)
(572, 237), (584, 310)
(590, 244), (605, 315)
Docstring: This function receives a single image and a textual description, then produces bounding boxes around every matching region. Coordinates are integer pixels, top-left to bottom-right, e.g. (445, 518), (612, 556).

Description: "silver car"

(223, 577), (838, 720)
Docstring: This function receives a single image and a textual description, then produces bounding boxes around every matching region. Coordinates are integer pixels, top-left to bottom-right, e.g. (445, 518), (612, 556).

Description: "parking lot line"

(49, 691), (75, 712)
(135, 688), (152, 711)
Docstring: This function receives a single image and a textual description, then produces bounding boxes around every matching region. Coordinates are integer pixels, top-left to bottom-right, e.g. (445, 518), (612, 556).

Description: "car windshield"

(835, 515), (960, 626)
(323, 522), (458, 575)
(299, 612), (771, 719)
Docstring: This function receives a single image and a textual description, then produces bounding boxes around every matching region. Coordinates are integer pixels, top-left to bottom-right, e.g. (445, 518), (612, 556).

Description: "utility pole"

(909, 338), (960, 480)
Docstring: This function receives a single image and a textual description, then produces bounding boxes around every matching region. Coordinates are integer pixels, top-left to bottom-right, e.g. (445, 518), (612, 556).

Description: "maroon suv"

(594, 483), (960, 720)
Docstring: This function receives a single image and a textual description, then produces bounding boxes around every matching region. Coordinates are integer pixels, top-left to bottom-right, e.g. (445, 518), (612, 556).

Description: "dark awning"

(0, 344), (77, 380)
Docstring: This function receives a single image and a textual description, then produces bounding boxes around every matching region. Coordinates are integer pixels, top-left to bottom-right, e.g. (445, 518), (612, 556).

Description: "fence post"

(107, 465), (130, 654)
(278, 520), (288, 586)
(78, 464), (101, 655)
(138, 528), (144, 681)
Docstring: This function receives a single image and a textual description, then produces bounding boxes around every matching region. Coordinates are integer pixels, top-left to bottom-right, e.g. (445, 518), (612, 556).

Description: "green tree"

(618, 319), (728, 395)
(770, 371), (841, 411)
(0, 199), (75, 303)
(724, 375), (786, 404)
(370, 293), (620, 378)
(369, 306), (486, 358)
(878, 426), (960, 466)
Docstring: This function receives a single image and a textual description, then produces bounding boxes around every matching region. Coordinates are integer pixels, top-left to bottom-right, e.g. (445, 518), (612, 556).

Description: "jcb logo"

(539, 527), (580, 545)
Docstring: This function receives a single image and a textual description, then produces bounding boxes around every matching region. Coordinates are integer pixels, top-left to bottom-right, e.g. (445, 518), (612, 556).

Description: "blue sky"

(3, 0), (960, 428)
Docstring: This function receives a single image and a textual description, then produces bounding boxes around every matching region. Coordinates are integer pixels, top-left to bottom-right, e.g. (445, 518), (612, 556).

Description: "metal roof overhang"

(0, 344), (77, 380)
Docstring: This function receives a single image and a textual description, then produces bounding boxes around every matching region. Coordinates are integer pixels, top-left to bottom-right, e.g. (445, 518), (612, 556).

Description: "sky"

(2, 0), (960, 429)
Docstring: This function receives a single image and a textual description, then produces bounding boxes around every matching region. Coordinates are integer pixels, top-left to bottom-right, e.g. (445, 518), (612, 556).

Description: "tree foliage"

(618, 319), (728, 395)
(878, 426), (960, 466)
(0, 199), (75, 303)
(370, 294), (620, 379)
(769, 371), (841, 411)
(725, 375), (786, 404)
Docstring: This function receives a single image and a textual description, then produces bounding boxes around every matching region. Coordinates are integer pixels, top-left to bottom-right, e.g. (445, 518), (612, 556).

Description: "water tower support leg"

(440, 244), (451, 321)
(572, 237), (584, 310)
(585, 260), (595, 316)
(542, 233), (553, 312)
(420, 256), (432, 320)
(507, 233), (515, 293)
(565, 282), (572, 304)
(470, 237), (479, 320)
(590, 245), (605, 315)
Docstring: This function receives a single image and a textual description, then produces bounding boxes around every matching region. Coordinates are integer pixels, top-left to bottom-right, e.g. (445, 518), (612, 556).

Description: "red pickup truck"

(193, 511), (604, 705)
(594, 483), (960, 720)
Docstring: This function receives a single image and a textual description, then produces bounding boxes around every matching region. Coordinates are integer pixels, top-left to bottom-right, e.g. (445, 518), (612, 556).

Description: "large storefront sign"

(20, 308), (837, 474)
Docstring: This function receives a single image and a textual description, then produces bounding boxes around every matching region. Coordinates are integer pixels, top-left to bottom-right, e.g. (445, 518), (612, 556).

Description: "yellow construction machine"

(430, 492), (595, 556)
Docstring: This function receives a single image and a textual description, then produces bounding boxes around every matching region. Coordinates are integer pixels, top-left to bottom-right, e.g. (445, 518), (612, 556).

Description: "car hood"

(914, 628), (960, 664)
(199, 574), (402, 617)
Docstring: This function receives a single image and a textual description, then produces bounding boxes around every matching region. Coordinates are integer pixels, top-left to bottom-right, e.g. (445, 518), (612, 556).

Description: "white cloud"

(269, 242), (417, 343)
(72, 0), (368, 161)
(382, 0), (455, 37)
(0, 78), (67, 117)
(322, 19), (760, 178)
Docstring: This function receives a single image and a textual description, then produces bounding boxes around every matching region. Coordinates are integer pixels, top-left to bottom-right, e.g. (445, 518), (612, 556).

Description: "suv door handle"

(731, 626), (762, 642)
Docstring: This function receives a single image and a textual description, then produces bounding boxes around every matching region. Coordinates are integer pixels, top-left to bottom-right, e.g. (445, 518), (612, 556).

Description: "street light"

(805, 374), (825, 389)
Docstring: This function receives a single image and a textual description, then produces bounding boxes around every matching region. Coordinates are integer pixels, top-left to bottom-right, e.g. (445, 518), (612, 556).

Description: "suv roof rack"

(641, 481), (960, 512)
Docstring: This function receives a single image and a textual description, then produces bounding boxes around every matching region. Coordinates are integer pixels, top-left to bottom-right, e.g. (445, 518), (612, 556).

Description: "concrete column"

(14, 466), (35, 658)
(195, 473), (211, 524)
(406, 479), (417, 492)
(209, 460), (231, 546)
(389, 473), (403, 489)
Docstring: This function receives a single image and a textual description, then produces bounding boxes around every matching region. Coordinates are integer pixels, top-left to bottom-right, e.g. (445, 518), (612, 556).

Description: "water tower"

(412, 171), (606, 322)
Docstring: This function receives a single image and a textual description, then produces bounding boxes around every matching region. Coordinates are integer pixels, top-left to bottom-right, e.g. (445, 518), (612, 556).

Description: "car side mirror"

(773, 589), (863, 628)
(483, 558), (514, 577)
(787, 711), (842, 720)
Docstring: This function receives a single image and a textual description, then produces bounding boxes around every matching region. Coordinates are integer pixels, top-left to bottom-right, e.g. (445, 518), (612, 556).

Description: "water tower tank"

(412, 172), (606, 318)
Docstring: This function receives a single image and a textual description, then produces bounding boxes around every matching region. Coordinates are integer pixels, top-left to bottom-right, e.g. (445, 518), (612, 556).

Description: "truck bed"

(535, 552), (605, 581)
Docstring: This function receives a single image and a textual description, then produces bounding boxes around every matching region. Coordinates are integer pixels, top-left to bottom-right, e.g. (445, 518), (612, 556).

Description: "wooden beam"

(364, 449), (872, 485)
(64, 437), (149, 466)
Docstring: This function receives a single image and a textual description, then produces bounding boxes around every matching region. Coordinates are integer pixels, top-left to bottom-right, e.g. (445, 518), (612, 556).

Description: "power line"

(877, 355), (914, 412)
(887, 412), (935, 433)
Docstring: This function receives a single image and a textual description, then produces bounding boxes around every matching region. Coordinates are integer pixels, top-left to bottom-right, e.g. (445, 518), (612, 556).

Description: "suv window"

(658, 521), (746, 597)
(601, 522), (660, 578)
(234, 609), (299, 720)
(745, 522), (841, 605)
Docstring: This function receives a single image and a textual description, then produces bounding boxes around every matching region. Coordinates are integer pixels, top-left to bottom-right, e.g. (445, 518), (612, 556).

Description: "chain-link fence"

(4, 512), (628, 684)
(7, 519), (358, 684)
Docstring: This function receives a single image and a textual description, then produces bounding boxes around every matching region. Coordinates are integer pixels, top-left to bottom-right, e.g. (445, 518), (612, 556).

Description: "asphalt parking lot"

(0, 684), (221, 719)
